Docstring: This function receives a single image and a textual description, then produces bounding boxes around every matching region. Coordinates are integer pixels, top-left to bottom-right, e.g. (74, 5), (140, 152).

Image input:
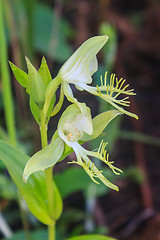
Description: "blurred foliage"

(33, 3), (73, 62)
(99, 23), (117, 75)
(2, 230), (48, 240)
(54, 166), (118, 199)
(0, 175), (17, 200)
(9, 1), (73, 62)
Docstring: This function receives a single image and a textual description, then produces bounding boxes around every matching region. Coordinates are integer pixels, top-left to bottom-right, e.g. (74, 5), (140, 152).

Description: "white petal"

(58, 104), (93, 146)
(59, 36), (108, 85)
(89, 56), (98, 75)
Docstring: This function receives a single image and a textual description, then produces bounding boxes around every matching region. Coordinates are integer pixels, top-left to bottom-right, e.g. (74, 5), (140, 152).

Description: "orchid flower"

(58, 104), (122, 191)
(44, 35), (138, 120)
(23, 104), (122, 191)
(44, 35), (108, 116)
(10, 36), (138, 121)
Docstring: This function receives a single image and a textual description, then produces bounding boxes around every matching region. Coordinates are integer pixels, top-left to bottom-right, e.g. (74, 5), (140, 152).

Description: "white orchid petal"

(58, 104), (93, 146)
(89, 56), (98, 75)
(59, 36), (108, 85)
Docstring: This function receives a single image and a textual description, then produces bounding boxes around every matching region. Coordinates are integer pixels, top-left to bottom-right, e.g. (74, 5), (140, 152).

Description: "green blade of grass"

(0, 0), (16, 145)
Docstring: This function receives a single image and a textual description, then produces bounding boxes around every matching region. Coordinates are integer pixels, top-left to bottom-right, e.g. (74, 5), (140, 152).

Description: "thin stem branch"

(40, 111), (55, 240)
(48, 224), (55, 240)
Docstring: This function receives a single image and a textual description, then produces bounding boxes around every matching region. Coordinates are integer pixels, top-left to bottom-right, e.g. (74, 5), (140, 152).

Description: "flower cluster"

(10, 36), (138, 191)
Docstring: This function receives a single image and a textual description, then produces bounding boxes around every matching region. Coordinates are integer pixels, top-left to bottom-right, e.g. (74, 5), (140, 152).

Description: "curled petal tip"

(104, 35), (109, 40)
(23, 175), (28, 184)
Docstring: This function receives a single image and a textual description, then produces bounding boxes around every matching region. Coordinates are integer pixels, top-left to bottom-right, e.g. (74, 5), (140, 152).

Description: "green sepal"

(38, 56), (52, 86)
(29, 98), (41, 124)
(9, 61), (28, 88)
(25, 57), (45, 109)
(38, 57), (56, 121)
(0, 140), (54, 225)
(81, 110), (122, 141)
(23, 134), (64, 183)
(43, 76), (61, 118)
(67, 235), (116, 240)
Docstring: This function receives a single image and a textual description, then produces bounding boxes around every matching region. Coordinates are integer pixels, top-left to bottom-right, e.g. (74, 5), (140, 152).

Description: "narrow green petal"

(23, 136), (64, 183)
(98, 174), (119, 191)
(81, 110), (121, 141)
(43, 76), (61, 118)
(25, 57), (45, 108)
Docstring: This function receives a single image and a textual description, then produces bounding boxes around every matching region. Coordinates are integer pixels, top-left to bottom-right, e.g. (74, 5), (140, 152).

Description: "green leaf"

(23, 135), (64, 183)
(53, 180), (63, 220)
(0, 160), (5, 169)
(2, 229), (47, 240)
(0, 140), (56, 225)
(9, 61), (28, 88)
(25, 57), (45, 108)
(81, 110), (121, 141)
(67, 235), (116, 240)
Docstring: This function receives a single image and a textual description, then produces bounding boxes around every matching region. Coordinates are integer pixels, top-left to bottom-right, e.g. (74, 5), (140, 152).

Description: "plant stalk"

(40, 111), (55, 240)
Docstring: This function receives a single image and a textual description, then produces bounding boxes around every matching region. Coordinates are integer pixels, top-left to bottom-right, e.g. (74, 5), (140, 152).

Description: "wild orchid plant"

(1, 36), (138, 240)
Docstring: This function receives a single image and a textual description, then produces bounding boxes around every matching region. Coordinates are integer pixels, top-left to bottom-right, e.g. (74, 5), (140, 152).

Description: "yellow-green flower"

(44, 35), (138, 119)
(23, 104), (122, 191)
(58, 36), (108, 86)
(20, 36), (138, 191)
(58, 104), (122, 191)
(44, 36), (108, 116)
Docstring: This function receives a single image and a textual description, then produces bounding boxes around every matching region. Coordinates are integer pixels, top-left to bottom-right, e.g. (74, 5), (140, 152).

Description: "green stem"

(48, 224), (55, 240)
(0, 0), (16, 145)
(40, 111), (55, 240)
